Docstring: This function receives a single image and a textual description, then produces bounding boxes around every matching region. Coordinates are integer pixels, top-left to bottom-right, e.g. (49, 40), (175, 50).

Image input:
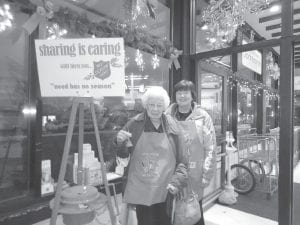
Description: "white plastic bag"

(115, 156), (130, 176)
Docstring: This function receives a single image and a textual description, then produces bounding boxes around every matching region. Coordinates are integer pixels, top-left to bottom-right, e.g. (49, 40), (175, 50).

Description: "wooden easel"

(50, 97), (117, 225)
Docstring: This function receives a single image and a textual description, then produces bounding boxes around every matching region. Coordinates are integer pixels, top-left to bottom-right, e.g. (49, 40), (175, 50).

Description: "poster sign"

(241, 40), (262, 75)
(35, 38), (125, 97)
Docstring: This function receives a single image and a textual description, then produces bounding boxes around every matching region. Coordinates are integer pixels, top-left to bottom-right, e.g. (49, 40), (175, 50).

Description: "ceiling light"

(270, 5), (280, 13)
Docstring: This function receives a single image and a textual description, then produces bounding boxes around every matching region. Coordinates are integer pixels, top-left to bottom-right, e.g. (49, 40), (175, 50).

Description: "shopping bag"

(172, 193), (201, 225)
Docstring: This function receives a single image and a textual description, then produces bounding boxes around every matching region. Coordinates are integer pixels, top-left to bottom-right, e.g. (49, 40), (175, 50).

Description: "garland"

(202, 59), (278, 99)
(228, 72), (279, 99)
(50, 7), (176, 59)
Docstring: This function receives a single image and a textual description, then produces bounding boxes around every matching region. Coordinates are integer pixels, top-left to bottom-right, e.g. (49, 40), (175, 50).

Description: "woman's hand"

(167, 184), (184, 200)
(167, 184), (179, 195)
(117, 130), (132, 144)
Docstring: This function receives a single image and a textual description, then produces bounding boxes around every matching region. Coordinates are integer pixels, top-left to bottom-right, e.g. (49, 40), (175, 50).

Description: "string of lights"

(227, 72), (279, 100)
(0, 1), (13, 32)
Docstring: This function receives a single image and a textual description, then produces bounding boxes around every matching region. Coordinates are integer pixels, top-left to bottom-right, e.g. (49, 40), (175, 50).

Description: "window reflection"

(200, 73), (223, 136)
(0, 7), (30, 202)
(237, 86), (256, 134)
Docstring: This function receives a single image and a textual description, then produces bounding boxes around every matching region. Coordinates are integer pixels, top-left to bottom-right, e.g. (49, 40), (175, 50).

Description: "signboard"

(241, 40), (262, 75)
(35, 38), (125, 97)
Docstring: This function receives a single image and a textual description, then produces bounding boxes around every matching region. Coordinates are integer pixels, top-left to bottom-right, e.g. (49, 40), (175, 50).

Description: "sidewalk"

(34, 195), (278, 225)
(204, 204), (277, 225)
(34, 162), (300, 225)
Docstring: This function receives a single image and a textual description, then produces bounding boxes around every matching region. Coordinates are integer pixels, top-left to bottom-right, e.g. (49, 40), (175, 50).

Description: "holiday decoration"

(135, 49), (145, 71)
(48, 6), (181, 69)
(46, 23), (67, 39)
(201, 0), (269, 49)
(168, 47), (183, 69)
(151, 53), (159, 69)
(0, 3), (13, 32)
(50, 7), (177, 60)
(201, 59), (278, 100)
(227, 72), (278, 100)
(22, 1), (180, 69)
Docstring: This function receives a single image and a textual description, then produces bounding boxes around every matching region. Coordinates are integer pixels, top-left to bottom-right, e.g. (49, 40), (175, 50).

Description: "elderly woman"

(165, 80), (216, 225)
(115, 86), (187, 225)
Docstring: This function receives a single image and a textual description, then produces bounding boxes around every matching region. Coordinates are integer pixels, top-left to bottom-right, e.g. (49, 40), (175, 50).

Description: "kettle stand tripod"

(50, 97), (117, 225)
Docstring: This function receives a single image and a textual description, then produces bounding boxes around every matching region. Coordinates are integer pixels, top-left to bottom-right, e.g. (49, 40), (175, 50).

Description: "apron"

(124, 130), (176, 206)
(178, 120), (205, 200)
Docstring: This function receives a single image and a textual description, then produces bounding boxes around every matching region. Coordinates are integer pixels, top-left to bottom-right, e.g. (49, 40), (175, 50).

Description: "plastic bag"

(173, 194), (201, 225)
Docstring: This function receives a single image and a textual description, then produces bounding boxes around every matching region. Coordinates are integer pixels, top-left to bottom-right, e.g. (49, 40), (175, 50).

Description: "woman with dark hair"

(165, 80), (216, 225)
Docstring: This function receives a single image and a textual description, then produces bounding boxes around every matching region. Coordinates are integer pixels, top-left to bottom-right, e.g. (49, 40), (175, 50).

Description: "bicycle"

(227, 134), (278, 196)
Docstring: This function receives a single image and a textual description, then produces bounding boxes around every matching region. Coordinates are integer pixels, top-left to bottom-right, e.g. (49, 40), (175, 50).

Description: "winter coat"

(165, 102), (217, 189)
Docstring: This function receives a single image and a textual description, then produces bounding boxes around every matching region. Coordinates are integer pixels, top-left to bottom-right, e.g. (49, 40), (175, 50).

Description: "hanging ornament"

(46, 23), (67, 39)
(0, 3), (13, 32)
(151, 54), (159, 69)
(201, 0), (269, 49)
(135, 49), (145, 71)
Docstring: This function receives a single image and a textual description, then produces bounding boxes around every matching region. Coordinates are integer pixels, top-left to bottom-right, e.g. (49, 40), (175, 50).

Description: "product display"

(41, 159), (54, 196)
(66, 143), (103, 186)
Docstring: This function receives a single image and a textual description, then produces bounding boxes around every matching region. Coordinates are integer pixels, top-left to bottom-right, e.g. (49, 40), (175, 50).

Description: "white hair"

(141, 86), (170, 110)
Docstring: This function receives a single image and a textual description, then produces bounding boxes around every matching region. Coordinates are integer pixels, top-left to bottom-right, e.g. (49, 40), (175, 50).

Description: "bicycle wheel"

(229, 164), (256, 194)
(240, 159), (265, 183)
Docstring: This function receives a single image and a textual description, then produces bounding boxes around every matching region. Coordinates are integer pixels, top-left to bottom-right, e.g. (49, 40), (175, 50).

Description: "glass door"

(197, 58), (229, 199)
(195, 45), (280, 225)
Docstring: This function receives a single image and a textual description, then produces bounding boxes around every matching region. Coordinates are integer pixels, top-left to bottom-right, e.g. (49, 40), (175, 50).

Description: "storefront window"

(236, 44), (261, 134)
(39, 0), (171, 181)
(200, 73), (223, 136)
(0, 5), (31, 202)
